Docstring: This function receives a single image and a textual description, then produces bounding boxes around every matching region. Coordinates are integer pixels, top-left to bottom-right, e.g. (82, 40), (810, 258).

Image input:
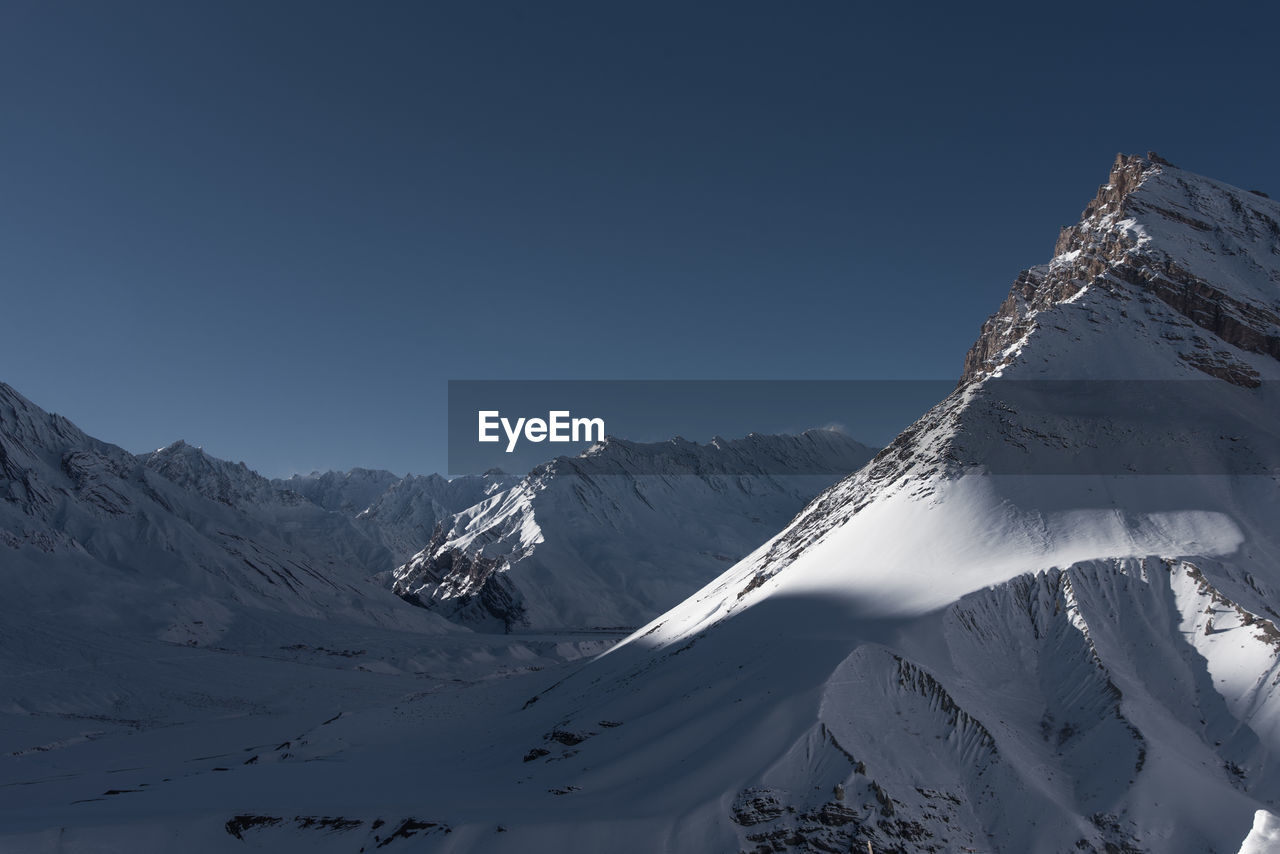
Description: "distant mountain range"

(1, 381), (874, 640)
(0, 386), (453, 647)
(276, 467), (519, 566)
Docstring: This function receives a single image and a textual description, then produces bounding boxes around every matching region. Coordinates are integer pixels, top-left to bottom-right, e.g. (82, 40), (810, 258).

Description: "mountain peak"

(154, 438), (201, 455)
(141, 440), (295, 508)
(965, 152), (1280, 385)
(1049, 152), (1166, 259)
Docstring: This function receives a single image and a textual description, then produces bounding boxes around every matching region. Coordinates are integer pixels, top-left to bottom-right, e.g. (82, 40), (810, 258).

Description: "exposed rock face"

(395, 524), (525, 630)
(353, 472), (517, 566)
(743, 154), (1280, 597)
(963, 152), (1280, 387)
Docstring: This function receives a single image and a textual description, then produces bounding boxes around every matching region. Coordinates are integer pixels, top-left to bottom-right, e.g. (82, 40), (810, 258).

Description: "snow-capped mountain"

(143, 440), (310, 509)
(272, 468), (517, 566)
(273, 467), (401, 516)
(140, 439), (397, 581)
(460, 153), (1280, 852)
(0, 383), (452, 647)
(391, 430), (876, 631)
(354, 471), (518, 565)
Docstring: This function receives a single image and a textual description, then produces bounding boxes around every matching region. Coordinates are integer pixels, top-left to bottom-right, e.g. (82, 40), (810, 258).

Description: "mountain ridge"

(0, 380), (454, 644)
(391, 428), (877, 631)
(465, 153), (1280, 853)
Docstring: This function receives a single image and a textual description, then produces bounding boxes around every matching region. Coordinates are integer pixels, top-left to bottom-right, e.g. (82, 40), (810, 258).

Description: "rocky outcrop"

(353, 471), (516, 565)
(395, 524), (526, 631)
(963, 152), (1280, 386)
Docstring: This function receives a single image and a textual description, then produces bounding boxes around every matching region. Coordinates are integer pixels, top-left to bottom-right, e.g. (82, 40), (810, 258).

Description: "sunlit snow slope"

(481, 153), (1280, 853)
(4, 153), (1279, 854)
(276, 468), (518, 566)
(391, 431), (876, 630)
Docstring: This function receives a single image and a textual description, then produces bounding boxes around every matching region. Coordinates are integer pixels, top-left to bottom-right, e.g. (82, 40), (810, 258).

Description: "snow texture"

(1239, 811), (1280, 854)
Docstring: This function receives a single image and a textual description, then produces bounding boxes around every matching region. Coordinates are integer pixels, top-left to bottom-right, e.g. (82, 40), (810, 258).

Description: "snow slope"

(0, 382), (459, 647)
(0, 384), (627, 849)
(390, 430), (876, 630)
(141, 440), (397, 581)
(353, 471), (518, 565)
(470, 152), (1280, 852)
(4, 153), (1280, 853)
(272, 467), (518, 568)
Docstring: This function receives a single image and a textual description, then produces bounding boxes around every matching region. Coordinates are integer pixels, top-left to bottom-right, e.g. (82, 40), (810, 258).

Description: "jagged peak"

(147, 439), (257, 473)
(964, 152), (1280, 384)
(154, 438), (200, 455)
(139, 439), (298, 510)
(1053, 152), (1165, 256)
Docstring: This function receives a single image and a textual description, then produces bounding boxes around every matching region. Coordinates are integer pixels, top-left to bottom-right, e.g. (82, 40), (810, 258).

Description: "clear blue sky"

(3, 1), (1277, 476)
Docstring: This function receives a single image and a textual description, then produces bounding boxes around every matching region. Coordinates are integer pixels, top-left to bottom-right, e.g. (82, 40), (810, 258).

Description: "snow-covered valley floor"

(0, 616), (629, 853)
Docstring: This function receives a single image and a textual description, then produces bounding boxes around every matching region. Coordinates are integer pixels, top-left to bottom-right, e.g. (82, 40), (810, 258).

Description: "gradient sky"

(2, 1), (1278, 477)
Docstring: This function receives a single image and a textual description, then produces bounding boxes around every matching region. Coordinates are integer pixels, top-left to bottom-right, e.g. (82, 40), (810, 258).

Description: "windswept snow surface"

(4, 154), (1280, 852)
